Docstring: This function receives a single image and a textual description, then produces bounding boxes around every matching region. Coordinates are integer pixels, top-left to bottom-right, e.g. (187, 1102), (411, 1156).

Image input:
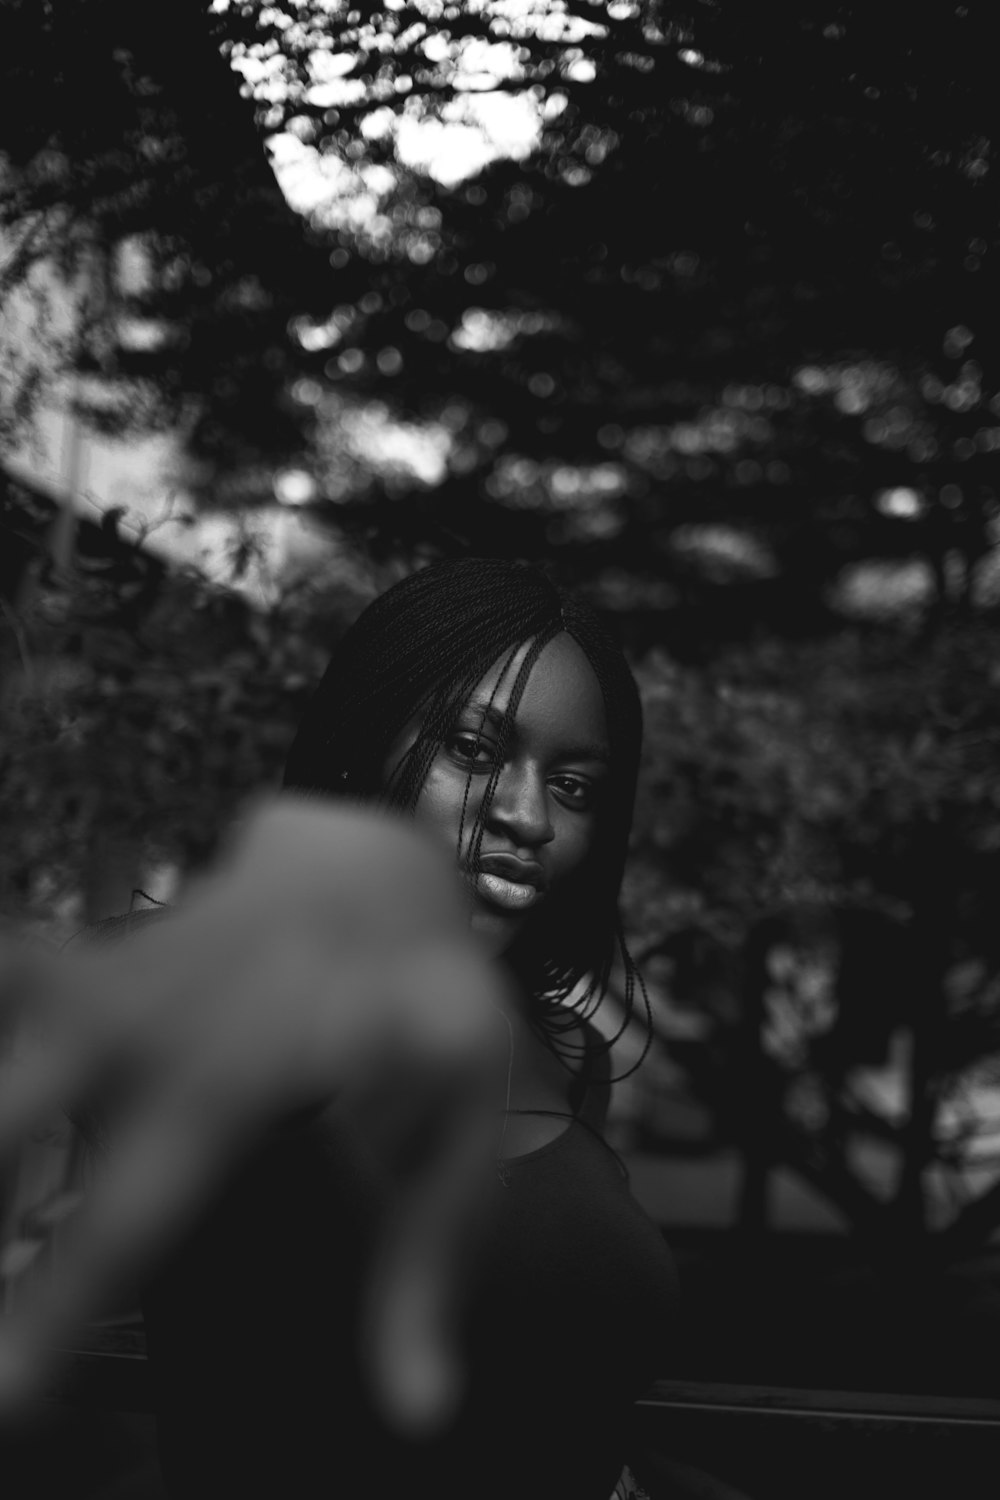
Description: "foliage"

(626, 614), (1000, 1260)
(5, 2), (1000, 619)
(0, 0), (329, 473)
(196, 0), (1000, 629)
(0, 482), (367, 931)
(631, 617), (1000, 942)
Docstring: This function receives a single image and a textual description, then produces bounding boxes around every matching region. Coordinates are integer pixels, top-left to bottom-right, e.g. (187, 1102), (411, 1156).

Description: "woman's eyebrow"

(465, 700), (507, 729)
(465, 701), (610, 764)
(563, 743), (611, 765)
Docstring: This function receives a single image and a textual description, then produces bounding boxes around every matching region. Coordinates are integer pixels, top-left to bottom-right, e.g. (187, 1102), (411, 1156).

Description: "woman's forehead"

(469, 638), (537, 709)
(464, 633), (610, 752)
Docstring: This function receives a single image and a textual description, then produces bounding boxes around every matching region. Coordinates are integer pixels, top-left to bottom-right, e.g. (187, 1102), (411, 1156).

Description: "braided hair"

(283, 557), (650, 1074)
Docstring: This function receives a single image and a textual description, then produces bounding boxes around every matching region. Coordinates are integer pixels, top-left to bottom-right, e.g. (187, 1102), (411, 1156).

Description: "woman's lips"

(466, 853), (546, 915)
(472, 870), (542, 912)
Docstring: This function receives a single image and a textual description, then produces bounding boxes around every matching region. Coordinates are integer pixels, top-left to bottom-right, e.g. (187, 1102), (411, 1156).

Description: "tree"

(6, 2), (999, 628)
(198, 1), (1000, 635)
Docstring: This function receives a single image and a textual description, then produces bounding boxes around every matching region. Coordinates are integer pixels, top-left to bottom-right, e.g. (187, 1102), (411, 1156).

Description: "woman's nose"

(486, 762), (554, 848)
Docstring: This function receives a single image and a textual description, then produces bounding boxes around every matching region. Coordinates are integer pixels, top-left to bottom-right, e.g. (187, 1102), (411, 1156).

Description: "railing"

(632, 1378), (1000, 1500)
(639, 1378), (1000, 1432)
(47, 1330), (1000, 1433)
(39, 1328), (1000, 1500)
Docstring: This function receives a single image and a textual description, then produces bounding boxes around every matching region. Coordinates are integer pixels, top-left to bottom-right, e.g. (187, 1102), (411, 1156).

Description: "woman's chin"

(469, 902), (530, 956)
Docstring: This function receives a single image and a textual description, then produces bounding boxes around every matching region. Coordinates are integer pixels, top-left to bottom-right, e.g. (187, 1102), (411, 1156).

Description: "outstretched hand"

(0, 796), (507, 1434)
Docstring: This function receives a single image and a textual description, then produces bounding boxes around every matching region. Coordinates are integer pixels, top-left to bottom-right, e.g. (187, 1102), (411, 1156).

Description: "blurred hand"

(0, 796), (507, 1434)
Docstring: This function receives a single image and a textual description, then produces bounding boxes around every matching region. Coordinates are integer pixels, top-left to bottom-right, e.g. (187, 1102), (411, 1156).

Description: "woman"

(283, 552), (653, 1119)
(3, 558), (679, 1498)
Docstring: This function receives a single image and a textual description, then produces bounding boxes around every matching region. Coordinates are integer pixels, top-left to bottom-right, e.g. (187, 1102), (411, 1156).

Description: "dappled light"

(832, 558), (939, 622)
(669, 525), (778, 582)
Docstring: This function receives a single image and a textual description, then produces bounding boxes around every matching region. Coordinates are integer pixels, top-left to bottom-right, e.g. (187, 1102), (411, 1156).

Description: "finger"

(0, 1036), (89, 1161)
(360, 1064), (498, 1436)
(0, 933), (67, 1067)
(0, 947), (114, 1161)
(0, 1074), (245, 1412)
(0, 923), (183, 1172)
(357, 947), (510, 1436)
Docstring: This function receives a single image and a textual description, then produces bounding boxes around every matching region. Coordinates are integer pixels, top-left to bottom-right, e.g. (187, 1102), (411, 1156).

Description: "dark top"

(142, 1109), (678, 1500)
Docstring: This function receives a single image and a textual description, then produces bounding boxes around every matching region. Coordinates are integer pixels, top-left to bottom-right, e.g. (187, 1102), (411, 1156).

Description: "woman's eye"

(448, 732), (495, 767)
(551, 775), (594, 807)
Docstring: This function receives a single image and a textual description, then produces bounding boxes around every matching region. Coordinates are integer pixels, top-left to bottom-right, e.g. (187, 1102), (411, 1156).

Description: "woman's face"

(383, 632), (611, 955)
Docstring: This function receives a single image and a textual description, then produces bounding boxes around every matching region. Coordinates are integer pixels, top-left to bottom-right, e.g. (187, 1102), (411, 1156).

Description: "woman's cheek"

(412, 766), (480, 854)
(550, 810), (599, 887)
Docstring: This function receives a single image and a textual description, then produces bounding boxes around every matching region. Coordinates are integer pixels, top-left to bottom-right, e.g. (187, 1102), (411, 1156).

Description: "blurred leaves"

(188, 0), (1000, 628)
(0, 479), (339, 927)
(4, 2), (1000, 613)
(0, 0), (331, 471)
(629, 615), (1000, 954)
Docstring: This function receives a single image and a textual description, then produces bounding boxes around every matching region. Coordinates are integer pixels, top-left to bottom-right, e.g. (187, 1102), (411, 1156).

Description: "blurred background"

(2, 1), (1000, 1491)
